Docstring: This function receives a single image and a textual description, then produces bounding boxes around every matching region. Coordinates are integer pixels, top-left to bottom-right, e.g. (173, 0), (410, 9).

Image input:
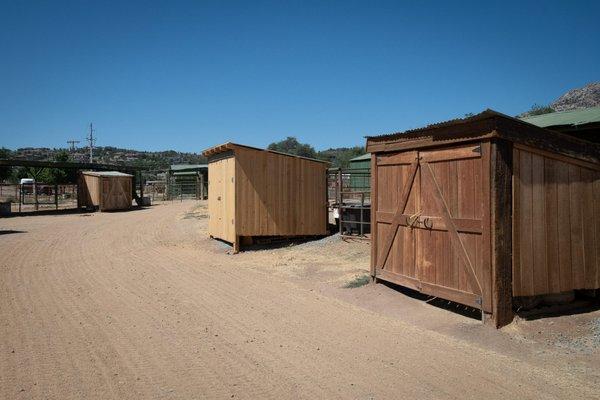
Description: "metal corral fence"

(166, 181), (207, 201)
(0, 183), (78, 213)
(143, 180), (167, 202)
(166, 172), (207, 201)
(327, 168), (371, 237)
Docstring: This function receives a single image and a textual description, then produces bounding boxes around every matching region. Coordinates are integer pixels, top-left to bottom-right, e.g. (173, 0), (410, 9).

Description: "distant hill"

(3, 146), (207, 171)
(551, 82), (600, 111)
(3, 140), (368, 171)
(519, 82), (600, 116)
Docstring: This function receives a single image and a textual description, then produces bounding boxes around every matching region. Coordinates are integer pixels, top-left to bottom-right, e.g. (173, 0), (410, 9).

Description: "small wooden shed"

(202, 143), (329, 252)
(366, 110), (600, 327)
(78, 171), (133, 211)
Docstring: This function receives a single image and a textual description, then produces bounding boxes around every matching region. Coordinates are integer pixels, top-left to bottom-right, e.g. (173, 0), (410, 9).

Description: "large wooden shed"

(202, 143), (329, 252)
(366, 110), (600, 327)
(78, 171), (133, 211)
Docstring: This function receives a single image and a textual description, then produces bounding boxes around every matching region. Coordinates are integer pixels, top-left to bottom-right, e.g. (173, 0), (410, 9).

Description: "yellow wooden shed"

(202, 143), (329, 252)
(77, 171), (133, 211)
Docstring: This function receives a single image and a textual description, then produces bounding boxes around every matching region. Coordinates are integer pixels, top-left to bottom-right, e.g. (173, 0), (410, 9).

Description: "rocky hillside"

(551, 82), (600, 111)
(519, 82), (600, 117)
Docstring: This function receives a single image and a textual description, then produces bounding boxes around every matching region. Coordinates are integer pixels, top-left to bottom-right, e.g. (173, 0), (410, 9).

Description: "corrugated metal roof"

(172, 171), (200, 176)
(82, 171), (133, 177)
(520, 106), (600, 128)
(365, 109), (504, 140)
(202, 142), (329, 164)
(170, 164), (208, 171)
(349, 153), (371, 162)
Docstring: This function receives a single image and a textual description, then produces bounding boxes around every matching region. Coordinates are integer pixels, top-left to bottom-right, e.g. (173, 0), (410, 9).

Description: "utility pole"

(67, 140), (80, 152)
(86, 123), (96, 163)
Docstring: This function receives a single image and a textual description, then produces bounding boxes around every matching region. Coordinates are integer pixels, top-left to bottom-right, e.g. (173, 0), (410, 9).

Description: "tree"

(317, 146), (365, 168)
(38, 150), (77, 184)
(527, 103), (555, 116)
(267, 137), (318, 159)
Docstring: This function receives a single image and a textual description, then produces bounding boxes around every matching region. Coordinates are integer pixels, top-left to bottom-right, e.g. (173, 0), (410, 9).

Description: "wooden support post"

(338, 168), (343, 235)
(370, 155), (377, 279)
(165, 172), (169, 200)
(33, 180), (38, 211)
(76, 173), (82, 209)
(139, 172), (144, 199)
(54, 183), (59, 210)
(233, 236), (240, 254)
(490, 139), (514, 327)
(360, 192), (364, 236)
(200, 173), (205, 199)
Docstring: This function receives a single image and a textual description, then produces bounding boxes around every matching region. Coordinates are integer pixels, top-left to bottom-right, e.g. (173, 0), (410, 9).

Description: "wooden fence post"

(371, 155), (377, 279)
(200, 173), (205, 199)
(337, 168), (343, 235)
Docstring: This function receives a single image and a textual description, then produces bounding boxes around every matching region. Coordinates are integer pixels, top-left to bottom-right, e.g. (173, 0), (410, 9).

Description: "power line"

(67, 140), (80, 152)
(86, 123), (96, 163)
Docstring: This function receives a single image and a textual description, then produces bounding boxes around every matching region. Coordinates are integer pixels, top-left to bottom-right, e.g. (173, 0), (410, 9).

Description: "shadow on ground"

(516, 298), (600, 321)
(377, 279), (483, 321)
(7, 205), (151, 218)
(0, 230), (26, 235)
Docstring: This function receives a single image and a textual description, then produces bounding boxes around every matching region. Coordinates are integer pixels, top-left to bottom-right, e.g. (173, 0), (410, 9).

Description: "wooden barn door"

(101, 177), (131, 210)
(208, 155), (236, 244)
(375, 143), (491, 311)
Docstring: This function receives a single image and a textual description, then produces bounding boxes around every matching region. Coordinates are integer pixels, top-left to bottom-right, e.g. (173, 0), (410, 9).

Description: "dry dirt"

(1, 201), (599, 400)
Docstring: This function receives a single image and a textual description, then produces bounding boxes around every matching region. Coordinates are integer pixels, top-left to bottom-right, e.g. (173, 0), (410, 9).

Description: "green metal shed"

(520, 106), (600, 143)
(348, 153), (370, 191)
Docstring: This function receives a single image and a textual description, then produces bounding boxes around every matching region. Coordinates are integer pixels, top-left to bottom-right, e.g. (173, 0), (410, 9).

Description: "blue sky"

(1, 0), (598, 152)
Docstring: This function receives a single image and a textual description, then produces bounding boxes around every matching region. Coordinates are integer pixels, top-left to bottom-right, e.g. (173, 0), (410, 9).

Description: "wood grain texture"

(208, 145), (327, 247)
(513, 145), (600, 296)
(490, 140), (513, 327)
(372, 144), (491, 312)
(78, 173), (132, 212)
(370, 154), (378, 277)
(208, 156), (236, 244)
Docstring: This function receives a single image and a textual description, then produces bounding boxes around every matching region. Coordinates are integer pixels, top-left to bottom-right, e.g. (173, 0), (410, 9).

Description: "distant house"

(520, 106), (600, 143)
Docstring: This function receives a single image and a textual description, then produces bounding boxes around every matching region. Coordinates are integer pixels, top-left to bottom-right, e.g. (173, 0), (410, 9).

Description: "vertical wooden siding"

(234, 147), (327, 237)
(83, 175), (101, 207)
(419, 144), (491, 310)
(513, 145), (600, 296)
(78, 174), (132, 211)
(373, 143), (491, 311)
(208, 156), (236, 243)
(100, 177), (132, 211)
(375, 152), (419, 280)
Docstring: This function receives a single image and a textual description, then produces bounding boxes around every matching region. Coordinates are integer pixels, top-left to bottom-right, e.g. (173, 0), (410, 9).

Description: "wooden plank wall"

(373, 143), (492, 311)
(208, 156), (236, 243)
(79, 174), (101, 208)
(419, 144), (491, 310)
(375, 152), (419, 280)
(100, 177), (132, 211)
(513, 145), (600, 297)
(234, 147), (327, 237)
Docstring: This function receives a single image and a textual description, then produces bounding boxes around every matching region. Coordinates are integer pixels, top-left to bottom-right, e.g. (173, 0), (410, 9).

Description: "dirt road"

(1, 202), (598, 399)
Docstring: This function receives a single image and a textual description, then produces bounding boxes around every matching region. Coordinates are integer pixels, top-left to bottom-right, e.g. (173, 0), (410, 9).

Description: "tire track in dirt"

(1, 203), (599, 399)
